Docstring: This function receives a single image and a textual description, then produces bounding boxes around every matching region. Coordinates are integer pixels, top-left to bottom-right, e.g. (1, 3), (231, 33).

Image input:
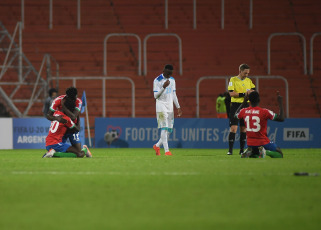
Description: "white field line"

(9, 171), (200, 176)
(6, 171), (299, 176)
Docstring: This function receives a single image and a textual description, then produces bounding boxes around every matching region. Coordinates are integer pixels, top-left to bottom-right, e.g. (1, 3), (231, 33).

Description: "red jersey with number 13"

(237, 106), (276, 146)
(46, 111), (75, 146)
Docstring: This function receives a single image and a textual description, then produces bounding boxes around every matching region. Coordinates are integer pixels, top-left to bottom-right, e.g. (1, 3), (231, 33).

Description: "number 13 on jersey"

(245, 116), (261, 132)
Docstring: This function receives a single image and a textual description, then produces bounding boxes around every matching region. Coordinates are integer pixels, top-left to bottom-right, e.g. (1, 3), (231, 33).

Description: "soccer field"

(0, 148), (320, 230)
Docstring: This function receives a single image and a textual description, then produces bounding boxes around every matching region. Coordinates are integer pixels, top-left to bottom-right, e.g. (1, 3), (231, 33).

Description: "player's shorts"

(46, 143), (71, 152)
(157, 111), (174, 133)
(62, 132), (81, 145)
(248, 141), (278, 152)
(229, 102), (248, 127)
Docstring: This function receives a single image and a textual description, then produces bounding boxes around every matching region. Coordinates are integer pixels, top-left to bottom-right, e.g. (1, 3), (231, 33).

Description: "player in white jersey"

(153, 64), (182, 156)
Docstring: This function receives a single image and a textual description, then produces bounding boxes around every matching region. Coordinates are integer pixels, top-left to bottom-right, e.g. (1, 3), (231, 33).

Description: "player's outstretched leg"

(53, 152), (77, 158)
(161, 129), (172, 156)
(266, 150), (283, 158)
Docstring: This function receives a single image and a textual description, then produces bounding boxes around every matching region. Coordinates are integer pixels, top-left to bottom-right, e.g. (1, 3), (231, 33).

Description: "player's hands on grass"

(56, 115), (67, 124)
(177, 108), (182, 117)
(163, 80), (170, 88)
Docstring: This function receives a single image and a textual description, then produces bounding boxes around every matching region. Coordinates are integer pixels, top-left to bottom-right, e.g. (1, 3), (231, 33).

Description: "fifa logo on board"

(283, 128), (310, 141)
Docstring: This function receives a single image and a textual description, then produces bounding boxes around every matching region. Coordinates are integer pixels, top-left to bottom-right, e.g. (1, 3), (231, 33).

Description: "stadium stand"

(1, 0), (321, 137)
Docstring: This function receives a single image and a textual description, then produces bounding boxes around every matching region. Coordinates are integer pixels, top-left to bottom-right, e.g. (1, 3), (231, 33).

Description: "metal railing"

(103, 33), (141, 76)
(221, 0), (253, 29)
(24, 55), (52, 116)
(0, 53), (58, 117)
(267, 32), (307, 75)
(164, 0), (253, 30)
(0, 22), (23, 82)
(49, 0), (81, 29)
(49, 76), (135, 118)
(196, 75), (289, 118)
(0, 21), (52, 117)
(19, 0), (255, 30)
(21, 0), (25, 29)
(310, 32), (321, 75)
(143, 33), (182, 76)
(44, 54), (60, 91)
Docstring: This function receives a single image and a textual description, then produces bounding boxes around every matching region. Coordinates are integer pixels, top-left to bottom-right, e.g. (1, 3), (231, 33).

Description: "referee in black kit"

(227, 64), (256, 155)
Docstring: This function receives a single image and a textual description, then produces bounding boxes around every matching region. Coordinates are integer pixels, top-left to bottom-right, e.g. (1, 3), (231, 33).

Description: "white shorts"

(157, 112), (174, 132)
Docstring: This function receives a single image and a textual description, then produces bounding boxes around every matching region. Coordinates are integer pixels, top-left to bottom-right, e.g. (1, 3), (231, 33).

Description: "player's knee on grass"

(67, 146), (85, 158)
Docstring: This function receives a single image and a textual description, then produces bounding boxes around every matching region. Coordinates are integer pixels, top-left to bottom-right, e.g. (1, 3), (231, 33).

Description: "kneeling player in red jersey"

(235, 91), (284, 158)
(43, 97), (92, 158)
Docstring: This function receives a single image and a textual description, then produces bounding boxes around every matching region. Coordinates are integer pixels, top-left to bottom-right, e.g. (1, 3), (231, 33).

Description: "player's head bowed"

(249, 91), (260, 105)
(64, 96), (76, 113)
(66, 87), (78, 100)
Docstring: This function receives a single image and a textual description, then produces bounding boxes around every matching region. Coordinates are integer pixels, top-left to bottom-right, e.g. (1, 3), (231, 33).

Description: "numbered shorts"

(157, 112), (174, 133)
(62, 132), (81, 145)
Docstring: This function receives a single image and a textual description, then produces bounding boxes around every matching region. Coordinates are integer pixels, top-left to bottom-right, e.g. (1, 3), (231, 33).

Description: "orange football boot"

(165, 151), (172, 156)
(153, 145), (161, 156)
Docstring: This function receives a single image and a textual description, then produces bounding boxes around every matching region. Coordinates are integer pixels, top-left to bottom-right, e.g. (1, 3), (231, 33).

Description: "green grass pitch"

(0, 148), (320, 230)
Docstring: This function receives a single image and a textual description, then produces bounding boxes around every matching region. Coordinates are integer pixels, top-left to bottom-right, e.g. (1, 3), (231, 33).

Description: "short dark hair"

(66, 87), (78, 100)
(249, 91), (260, 104)
(164, 64), (174, 70)
(48, 88), (58, 97)
(239, 64), (250, 71)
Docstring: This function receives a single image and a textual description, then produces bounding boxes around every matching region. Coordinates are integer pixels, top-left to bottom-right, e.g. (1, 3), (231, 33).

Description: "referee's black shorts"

(229, 102), (249, 127)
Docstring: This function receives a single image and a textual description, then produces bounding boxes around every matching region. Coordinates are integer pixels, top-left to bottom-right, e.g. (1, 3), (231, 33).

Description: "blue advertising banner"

(95, 118), (321, 149)
(13, 118), (85, 149)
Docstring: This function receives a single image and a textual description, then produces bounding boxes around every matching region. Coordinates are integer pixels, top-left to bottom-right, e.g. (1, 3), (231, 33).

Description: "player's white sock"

(155, 134), (162, 147)
(161, 129), (169, 152)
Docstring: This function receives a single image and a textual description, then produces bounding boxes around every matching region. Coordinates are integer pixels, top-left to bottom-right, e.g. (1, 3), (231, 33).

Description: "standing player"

(227, 64), (256, 155)
(42, 88), (58, 117)
(43, 98), (91, 158)
(153, 64), (182, 156)
(235, 91), (284, 158)
(46, 86), (91, 157)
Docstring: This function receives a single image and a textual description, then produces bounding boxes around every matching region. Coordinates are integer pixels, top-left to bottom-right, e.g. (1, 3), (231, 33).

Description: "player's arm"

(154, 80), (170, 99)
(68, 119), (80, 132)
(273, 92), (284, 122)
(234, 94), (249, 118)
(173, 91), (182, 117)
(228, 90), (248, 98)
(46, 109), (67, 124)
(71, 119), (80, 132)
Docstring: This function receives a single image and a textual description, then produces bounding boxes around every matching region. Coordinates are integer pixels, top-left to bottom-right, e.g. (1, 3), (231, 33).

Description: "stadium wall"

(0, 118), (319, 149)
(0, 118), (85, 150)
(95, 118), (321, 149)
